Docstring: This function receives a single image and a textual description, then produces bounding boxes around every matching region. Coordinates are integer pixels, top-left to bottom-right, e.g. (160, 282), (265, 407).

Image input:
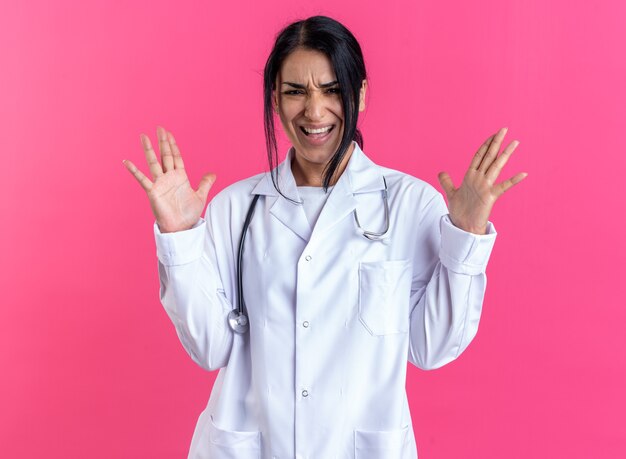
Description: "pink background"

(1, 0), (624, 457)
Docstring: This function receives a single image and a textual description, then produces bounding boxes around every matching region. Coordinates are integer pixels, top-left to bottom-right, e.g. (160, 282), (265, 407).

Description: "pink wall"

(1, 0), (624, 457)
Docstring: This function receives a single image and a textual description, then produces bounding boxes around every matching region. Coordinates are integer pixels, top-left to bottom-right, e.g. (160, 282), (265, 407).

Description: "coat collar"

(251, 142), (385, 197)
(250, 142), (385, 242)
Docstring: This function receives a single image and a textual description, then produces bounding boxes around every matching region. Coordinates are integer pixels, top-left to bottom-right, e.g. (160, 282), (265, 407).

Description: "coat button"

(305, 255), (312, 261)
(302, 390), (309, 397)
(302, 321), (309, 328)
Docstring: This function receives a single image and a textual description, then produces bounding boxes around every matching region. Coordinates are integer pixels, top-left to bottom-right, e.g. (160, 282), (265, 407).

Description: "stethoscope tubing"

(232, 193), (260, 333)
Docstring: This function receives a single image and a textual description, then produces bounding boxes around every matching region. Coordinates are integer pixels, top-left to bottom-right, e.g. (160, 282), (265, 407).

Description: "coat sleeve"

(153, 207), (235, 372)
(408, 192), (497, 370)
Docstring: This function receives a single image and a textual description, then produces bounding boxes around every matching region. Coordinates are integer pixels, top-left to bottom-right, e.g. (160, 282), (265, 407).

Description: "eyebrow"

(281, 80), (339, 89)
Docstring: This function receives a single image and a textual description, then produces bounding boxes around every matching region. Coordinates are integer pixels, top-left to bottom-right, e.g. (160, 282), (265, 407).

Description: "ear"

(272, 89), (279, 113)
(358, 79), (368, 112)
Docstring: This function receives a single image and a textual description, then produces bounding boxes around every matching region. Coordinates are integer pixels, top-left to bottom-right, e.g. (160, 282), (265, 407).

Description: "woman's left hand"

(437, 127), (528, 235)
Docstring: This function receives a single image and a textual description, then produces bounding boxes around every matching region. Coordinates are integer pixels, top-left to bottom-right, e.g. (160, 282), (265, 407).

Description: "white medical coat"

(154, 143), (497, 458)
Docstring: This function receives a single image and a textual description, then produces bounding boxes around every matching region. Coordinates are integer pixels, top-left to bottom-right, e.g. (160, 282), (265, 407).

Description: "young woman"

(124, 15), (526, 459)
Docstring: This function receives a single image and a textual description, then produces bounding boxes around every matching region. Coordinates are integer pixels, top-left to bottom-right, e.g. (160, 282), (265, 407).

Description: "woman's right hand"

(123, 126), (216, 233)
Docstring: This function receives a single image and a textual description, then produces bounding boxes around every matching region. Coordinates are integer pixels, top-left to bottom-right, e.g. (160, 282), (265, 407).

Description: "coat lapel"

(311, 143), (386, 240)
(309, 173), (357, 240)
(268, 196), (311, 242)
(251, 149), (311, 242)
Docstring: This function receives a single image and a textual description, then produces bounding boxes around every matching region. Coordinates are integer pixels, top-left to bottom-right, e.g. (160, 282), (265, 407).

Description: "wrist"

(448, 215), (487, 235)
(157, 222), (195, 234)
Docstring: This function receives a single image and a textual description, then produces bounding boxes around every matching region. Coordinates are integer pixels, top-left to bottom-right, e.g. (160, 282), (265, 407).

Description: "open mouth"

(300, 125), (335, 136)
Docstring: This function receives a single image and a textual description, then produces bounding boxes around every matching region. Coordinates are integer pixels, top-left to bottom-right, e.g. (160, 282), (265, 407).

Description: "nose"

(304, 90), (325, 121)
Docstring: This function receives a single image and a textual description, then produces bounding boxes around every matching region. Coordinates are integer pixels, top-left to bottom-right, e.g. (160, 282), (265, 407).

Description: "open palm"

(123, 126), (216, 233)
(438, 127), (527, 234)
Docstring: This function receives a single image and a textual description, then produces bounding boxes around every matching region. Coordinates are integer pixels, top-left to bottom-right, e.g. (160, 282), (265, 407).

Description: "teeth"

(303, 126), (332, 134)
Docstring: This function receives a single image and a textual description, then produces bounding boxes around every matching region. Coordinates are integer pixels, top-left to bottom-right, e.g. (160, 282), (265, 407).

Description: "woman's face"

(274, 48), (366, 174)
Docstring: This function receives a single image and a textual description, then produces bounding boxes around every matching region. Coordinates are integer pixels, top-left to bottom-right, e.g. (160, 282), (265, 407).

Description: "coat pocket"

(208, 416), (261, 459)
(358, 260), (412, 336)
(354, 425), (409, 458)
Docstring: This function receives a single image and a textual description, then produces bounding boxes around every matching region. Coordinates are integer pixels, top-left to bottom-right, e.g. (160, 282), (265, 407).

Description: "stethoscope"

(228, 177), (390, 334)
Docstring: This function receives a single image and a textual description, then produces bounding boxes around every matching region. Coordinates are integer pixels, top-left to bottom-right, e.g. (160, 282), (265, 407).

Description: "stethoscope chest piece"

(228, 309), (249, 334)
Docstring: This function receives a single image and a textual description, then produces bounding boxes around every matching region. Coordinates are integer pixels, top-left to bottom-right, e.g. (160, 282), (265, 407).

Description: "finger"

(167, 131), (185, 170)
(157, 126), (174, 172)
(196, 173), (217, 204)
(140, 134), (163, 179)
(437, 171), (456, 196)
(478, 127), (508, 173)
(122, 159), (153, 192)
(494, 172), (528, 196)
(469, 134), (496, 170)
(485, 140), (520, 182)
